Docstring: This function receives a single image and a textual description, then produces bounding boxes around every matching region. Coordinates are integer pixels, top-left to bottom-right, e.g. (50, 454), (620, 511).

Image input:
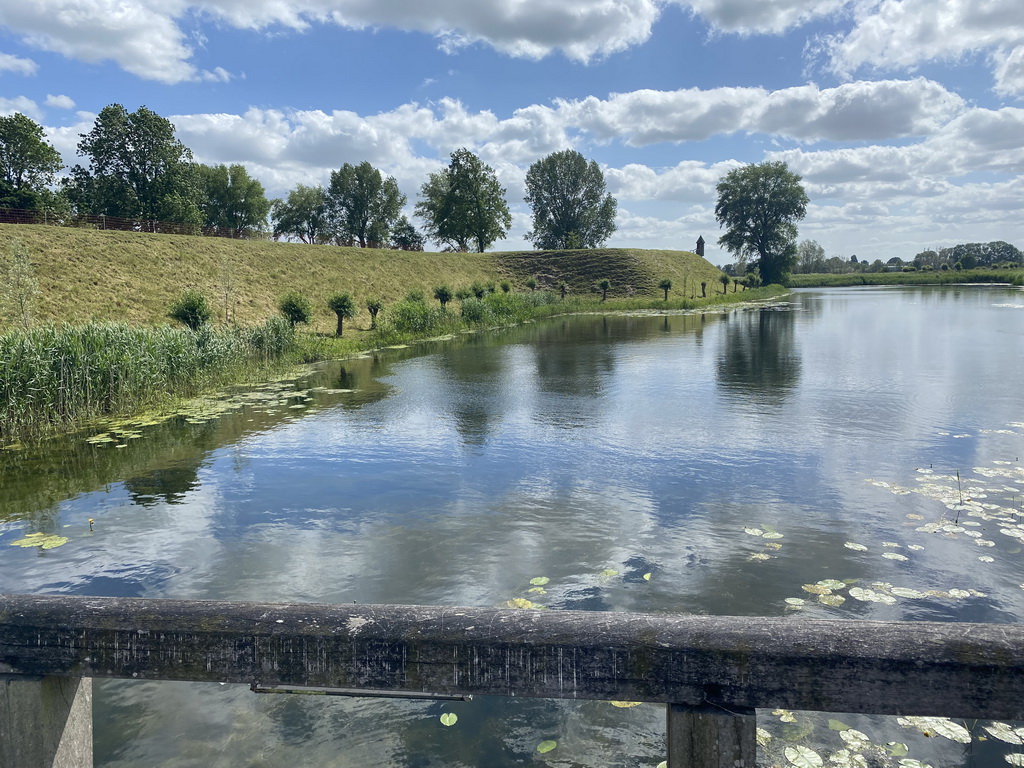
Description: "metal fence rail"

(2, 594), (1023, 767)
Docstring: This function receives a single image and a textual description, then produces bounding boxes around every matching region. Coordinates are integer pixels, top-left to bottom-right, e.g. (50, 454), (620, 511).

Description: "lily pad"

(983, 723), (1024, 744)
(643, 572), (652, 581)
(440, 713), (458, 726)
(10, 532), (69, 550)
(818, 594), (846, 607)
(784, 745), (822, 768)
(844, 542), (868, 551)
(609, 701), (642, 708)
(537, 740), (557, 754)
(897, 716), (971, 743)
(529, 576), (550, 586)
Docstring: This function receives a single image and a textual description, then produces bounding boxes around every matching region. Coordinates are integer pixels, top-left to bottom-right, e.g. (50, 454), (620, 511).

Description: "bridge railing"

(2, 594), (1024, 767)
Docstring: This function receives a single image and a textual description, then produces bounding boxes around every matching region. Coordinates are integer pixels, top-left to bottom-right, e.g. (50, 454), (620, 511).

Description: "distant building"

(696, 236), (705, 257)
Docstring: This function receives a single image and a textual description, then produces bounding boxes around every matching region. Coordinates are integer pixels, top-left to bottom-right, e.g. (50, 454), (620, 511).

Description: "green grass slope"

(1, 224), (727, 334)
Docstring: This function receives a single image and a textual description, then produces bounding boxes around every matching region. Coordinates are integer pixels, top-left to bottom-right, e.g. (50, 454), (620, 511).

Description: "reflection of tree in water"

(531, 317), (618, 398)
(436, 335), (509, 445)
(716, 308), (802, 403)
(124, 459), (203, 507)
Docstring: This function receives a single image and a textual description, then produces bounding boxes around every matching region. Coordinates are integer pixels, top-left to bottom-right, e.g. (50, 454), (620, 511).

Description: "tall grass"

(0, 318), (294, 442)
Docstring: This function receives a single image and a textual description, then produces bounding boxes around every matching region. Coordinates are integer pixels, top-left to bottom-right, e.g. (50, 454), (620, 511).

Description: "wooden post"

(667, 703), (755, 768)
(0, 675), (93, 768)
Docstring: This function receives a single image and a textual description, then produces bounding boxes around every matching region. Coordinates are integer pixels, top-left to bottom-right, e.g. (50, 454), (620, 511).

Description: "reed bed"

(0, 318), (294, 442)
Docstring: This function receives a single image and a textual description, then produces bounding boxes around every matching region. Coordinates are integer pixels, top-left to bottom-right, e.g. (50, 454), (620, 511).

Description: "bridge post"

(667, 703), (756, 768)
(0, 675), (93, 768)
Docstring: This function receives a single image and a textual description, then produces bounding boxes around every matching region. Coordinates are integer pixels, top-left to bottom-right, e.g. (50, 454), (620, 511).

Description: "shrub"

(168, 289), (213, 331)
(405, 289), (425, 303)
(278, 292), (313, 326)
(658, 278), (672, 300)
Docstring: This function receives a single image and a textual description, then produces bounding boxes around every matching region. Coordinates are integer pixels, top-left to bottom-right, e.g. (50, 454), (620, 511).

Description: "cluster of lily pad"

(742, 524), (785, 561)
(80, 377), (363, 448)
(754, 708), (992, 768)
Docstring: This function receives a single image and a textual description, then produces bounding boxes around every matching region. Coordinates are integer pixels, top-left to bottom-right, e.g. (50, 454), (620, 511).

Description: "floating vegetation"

(643, 572), (652, 581)
(529, 576), (549, 586)
(599, 568), (620, 581)
(10, 532), (69, 549)
(536, 740), (557, 754)
(439, 713), (457, 727)
(984, 724), (1024, 744)
(505, 598), (542, 609)
(608, 701), (642, 708)
(844, 542), (868, 551)
(785, 745), (823, 767)
(882, 553), (910, 561)
(897, 717), (971, 743)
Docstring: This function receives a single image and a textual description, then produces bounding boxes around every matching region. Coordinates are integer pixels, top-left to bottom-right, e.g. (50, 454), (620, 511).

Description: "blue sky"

(1, 0), (1022, 264)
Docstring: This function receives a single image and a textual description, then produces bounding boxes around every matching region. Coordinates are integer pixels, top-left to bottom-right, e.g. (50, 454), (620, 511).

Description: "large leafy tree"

(523, 149), (617, 249)
(0, 113), (63, 210)
(271, 184), (331, 244)
(69, 104), (201, 226)
(715, 161), (808, 286)
(415, 148), (510, 252)
(198, 164), (271, 235)
(327, 161), (406, 247)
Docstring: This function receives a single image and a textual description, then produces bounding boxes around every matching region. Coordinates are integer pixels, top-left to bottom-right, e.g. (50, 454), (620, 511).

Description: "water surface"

(2, 286), (1024, 767)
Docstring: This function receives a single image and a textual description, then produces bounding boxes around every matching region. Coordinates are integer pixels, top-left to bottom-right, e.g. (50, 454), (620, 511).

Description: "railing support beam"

(0, 675), (92, 768)
(667, 703), (756, 768)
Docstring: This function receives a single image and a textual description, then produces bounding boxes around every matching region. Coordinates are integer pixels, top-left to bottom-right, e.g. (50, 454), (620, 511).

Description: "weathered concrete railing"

(3, 594), (1024, 767)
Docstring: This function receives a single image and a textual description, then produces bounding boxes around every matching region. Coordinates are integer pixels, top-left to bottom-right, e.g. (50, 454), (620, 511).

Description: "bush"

(278, 292), (313, 326)
(169, 290), (212, 331)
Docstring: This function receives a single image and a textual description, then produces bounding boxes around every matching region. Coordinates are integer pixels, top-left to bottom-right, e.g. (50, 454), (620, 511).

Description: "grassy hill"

(1, 224), (727, 334)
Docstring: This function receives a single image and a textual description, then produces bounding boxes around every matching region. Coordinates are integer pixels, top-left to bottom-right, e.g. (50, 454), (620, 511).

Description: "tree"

(327, 162), (406, 248)
(198, 164), (271, 235)
(390, 216), (424, 251)
(796, 240), (826, 274)
(366, 298), (383, 329)
(715, 161), (808, 286)
(433, 285), (453, 307)
(524, 150), (617, 249)
(279, 292), (313, 326)
(168, 290), (212, 331)
(598, 279), (610, 301)
(415, 148), (511, 252)
(0, 238), (39, 329)
(69, 104), (201, 225)
(327, 293), (356, 336)
(271, 185), (331, 244)
(0, 113), (63, 210)
(719, 274), (730, 293)
(658, 278), (672, 300)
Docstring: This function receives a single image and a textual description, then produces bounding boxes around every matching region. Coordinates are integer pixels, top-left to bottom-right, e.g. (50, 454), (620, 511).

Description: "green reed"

(0, 318), (295, 442)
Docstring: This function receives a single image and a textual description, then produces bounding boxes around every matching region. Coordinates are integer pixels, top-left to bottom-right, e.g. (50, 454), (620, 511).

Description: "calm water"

(3, 286), (1024, 767)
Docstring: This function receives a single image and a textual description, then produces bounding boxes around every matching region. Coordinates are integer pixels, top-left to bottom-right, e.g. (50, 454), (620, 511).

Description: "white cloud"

(44, 93), (75, 109)
(560, 78), (964, 145)
(684, 0), (848, 34)
(826, 0), (1024, 97)
(0, 0), (665, 82)
(0, 96), (41, 120)
(0, 51), (37, 75)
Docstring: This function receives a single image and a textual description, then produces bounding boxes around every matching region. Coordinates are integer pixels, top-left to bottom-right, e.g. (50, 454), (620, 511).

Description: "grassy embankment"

(0, 223), (781, 442)
(789, 269), (1024, 288)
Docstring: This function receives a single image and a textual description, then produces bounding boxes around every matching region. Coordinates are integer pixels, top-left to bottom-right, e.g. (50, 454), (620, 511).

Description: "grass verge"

(789, 270), (1024, 288)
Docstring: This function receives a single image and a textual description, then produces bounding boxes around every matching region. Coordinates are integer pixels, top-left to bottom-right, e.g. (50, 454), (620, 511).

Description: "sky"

(0, 0), (1022, 265)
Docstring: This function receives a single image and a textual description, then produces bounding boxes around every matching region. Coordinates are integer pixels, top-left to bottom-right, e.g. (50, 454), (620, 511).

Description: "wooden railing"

(2, 594), (1024, 767)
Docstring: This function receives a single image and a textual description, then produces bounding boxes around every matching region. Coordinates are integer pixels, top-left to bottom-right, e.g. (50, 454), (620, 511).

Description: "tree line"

(0, 106), (618, 252)
(784, 239), (1023, 275)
